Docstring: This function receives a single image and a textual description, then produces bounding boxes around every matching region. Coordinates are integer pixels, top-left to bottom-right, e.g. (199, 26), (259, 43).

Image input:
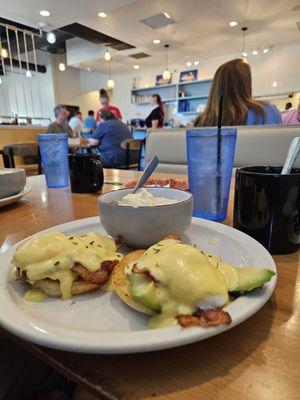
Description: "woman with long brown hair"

(194, 59), (281, 126)
(145, 94), (165, 128)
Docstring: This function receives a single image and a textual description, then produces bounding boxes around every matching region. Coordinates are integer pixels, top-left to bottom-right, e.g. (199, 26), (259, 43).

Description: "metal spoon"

(281, 137), (300, 175)
(132, 155), (159, 194)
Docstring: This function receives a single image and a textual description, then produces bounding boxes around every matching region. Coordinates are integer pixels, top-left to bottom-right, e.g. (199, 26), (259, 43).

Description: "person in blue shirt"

(194, 58), (282, 126)
(83, 110), (97, 133)
(88, 110), (133, 168)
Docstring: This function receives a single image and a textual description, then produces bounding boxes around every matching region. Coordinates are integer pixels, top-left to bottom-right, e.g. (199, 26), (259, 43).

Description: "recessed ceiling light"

(194, 60), (199, 66)
(98, 11), (107, 18)
(26, 70), (32, 78)
(252, 50), (258, 55)
(133, 64), (140, 69)
(271, 81), (278, 88)
(40, 10), (50, 17)
(1, 48), (8, 58)
(263, 48), (269, 53)
(229, 21), (238, 27)
(153, 39), (161, 44)
(186, 61), (192, 67)
(163, 12), (171, 19)
(0, 77), (2, 84)
(242, 51), (248, 57)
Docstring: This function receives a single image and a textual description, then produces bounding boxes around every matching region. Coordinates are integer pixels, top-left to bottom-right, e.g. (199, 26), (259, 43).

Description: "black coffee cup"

(233, 166), (300, 255)
(68, 153), (104, 193)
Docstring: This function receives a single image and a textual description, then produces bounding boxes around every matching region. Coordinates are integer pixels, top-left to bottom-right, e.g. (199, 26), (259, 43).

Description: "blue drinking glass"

(38, 133), (69, 188)
(186, 128), (237, 221)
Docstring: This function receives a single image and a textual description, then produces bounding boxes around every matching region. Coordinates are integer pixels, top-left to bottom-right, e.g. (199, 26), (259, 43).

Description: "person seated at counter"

(69, 111), (83, 138)
(145, 94), (164, 128)
(96, 89), (122, 122)
(46, 105), (74, 137)
(83, 110), (97, 133)
(194, 58), (282, 127)
(282, 99), (300, 125)
(88, 110), (133, 168)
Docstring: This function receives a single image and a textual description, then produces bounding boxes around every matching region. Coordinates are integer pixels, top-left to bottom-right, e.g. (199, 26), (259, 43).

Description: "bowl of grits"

(99, 188), (193, 248)
(0, 168), (26, 199)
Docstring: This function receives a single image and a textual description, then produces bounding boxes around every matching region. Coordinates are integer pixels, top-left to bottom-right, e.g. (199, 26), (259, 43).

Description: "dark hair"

(100, 110), (116, 121)
(153, 94), (165, 119)
(194, 59), (266, 126)
(99, 88), (109, 100)
(75, 110), (82, 116)
(88, 110), (94, 116)
(54, 105), (66, 117)
(285, 102), (292, 110)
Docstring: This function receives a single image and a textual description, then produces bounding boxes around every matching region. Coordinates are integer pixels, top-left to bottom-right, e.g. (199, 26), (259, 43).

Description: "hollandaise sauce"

(24, 289), (47, 302)
(127, 239), (229, 328)
(14, 231), (122, 299)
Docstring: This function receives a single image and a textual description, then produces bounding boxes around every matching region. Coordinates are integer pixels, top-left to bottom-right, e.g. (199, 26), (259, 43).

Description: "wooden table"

(0, 171), (299, 400)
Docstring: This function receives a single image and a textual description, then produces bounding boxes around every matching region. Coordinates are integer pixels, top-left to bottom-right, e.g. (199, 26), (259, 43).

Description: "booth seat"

(145, 125), (300, 174)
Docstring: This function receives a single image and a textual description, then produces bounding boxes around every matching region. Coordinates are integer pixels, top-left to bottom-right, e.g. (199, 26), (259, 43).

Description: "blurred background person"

(96, 89), (122, 122)
(69, 110), (83, 138)
(285, 102), (293, 111)
(282, 99), (300, 125)
(83, 110), (97, 133)
(88, 110), (133, 168)
(194, 59), (282, 127)
(144, 94), (165, 128)
(46, 105), (74, 137)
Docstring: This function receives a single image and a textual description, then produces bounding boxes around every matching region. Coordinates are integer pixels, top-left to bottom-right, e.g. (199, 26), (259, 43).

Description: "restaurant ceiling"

(0, 0), (299, 74)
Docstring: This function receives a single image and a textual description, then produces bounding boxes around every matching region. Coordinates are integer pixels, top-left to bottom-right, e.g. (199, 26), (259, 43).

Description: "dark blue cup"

(186, 128), (237, 221)
(38, 133), (69, 188)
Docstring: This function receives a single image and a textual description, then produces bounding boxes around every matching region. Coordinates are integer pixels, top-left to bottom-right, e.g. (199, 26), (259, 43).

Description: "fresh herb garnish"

(153, 249), (160, 254)
(86, 246), (89, 249)
(54, 261), (60, 266)
(68, 237), (74, 240)
(72, 242), (78, 245)
(90, 241), (95, 245)
(97, 245), (102, 248)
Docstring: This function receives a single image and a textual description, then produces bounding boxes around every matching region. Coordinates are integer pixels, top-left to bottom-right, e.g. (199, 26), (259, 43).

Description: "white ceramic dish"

(0, 217), (276, 354)
(0, 168), (26, 199)
(0, 184), (32, 208)
(99, 187), (193, 248)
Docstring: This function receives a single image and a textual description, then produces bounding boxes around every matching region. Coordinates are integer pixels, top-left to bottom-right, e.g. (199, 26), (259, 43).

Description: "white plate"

(0, 217), (276, 354)
(0, 184), (32, 208)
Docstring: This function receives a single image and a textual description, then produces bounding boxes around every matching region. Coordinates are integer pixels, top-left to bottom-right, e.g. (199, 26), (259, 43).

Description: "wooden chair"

(120, 139), (144, 170)
(2, 143), (42, 176)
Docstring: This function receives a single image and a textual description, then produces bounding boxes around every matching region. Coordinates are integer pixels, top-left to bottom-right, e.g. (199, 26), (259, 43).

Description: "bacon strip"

(132, 264), (157, 282)
(72, 260), (118, 285)
(177, 308), (231, 328)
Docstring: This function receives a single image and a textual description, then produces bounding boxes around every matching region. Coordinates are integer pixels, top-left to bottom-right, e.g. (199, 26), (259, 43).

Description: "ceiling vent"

(129, 52), (150, 59)
(140, 13), (176, 30)
(297, 21), (300, 31)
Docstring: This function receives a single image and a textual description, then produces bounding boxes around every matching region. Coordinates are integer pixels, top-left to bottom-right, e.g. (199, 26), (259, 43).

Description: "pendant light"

(106, 60), (115, 89)
(104, 47), (112, 61)
(162, 44), (171, 80)
(241, 27), (248, 59)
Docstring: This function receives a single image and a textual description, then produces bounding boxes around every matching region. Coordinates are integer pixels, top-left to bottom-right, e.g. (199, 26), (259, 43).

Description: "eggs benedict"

(13, 231), (123, 299)
(112, 236), (275, 328)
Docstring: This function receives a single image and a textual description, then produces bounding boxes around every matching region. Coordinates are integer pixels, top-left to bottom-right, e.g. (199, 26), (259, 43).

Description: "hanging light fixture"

(104, 47), (112, 61)
(241, 27), (248, 59)
(58, 62), (66, 71)
(46, 31), (56, 44)
(1, 48), (8, 58)
(106, 60), (115, 89)
(162, 44), (171, 80)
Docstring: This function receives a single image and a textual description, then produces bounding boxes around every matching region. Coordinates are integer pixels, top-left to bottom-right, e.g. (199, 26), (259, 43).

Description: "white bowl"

(99, 187), (193, 248)
(0, 168), (26, 199)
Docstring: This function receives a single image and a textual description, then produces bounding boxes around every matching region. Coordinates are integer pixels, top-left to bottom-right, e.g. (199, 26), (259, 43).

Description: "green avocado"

(217, 263), (275, 292)
(130, 274), (161, 313)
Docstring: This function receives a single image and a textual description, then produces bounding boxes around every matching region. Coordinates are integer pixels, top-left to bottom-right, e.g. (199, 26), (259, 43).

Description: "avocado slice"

(217, 263), (275, 292)
(130, 274), (161, 313)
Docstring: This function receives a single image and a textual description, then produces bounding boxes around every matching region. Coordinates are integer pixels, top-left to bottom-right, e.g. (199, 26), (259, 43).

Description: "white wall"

(111, 42), (300, 124)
